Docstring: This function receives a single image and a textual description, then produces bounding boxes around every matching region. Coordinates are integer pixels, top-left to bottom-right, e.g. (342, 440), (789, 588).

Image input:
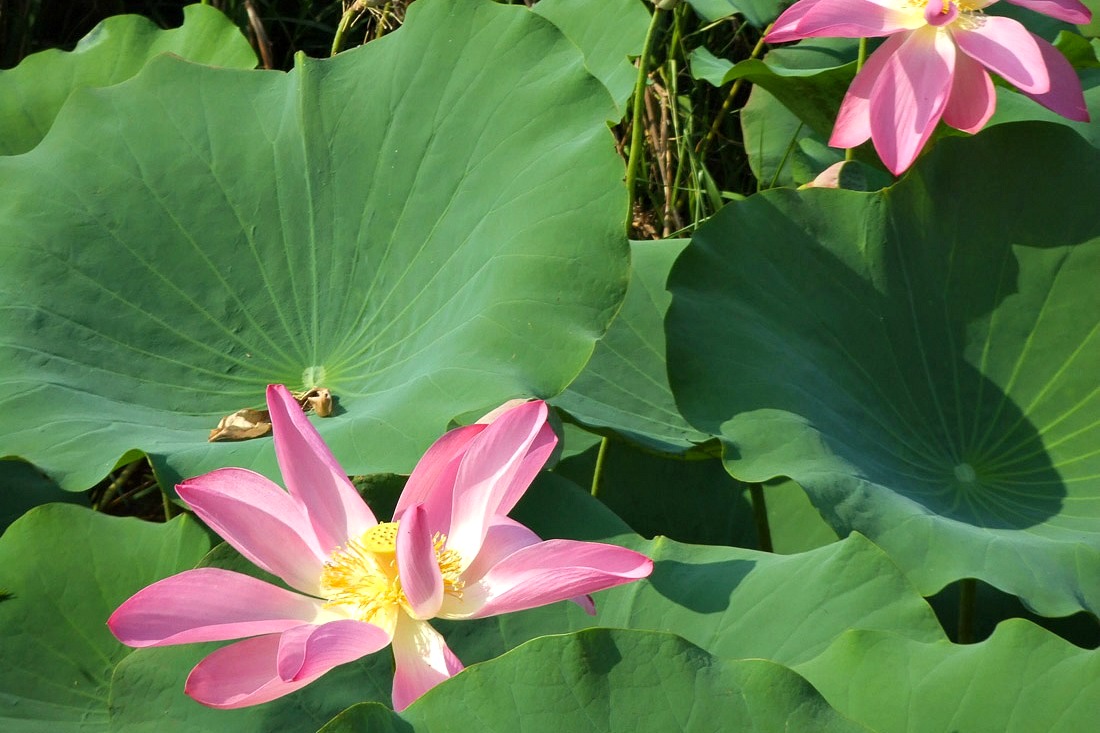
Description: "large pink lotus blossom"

(766, 0), (1091, 174)
(109, 385), (652, 711)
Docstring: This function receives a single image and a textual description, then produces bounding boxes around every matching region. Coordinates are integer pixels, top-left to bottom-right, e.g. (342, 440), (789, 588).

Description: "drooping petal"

(953, 16), (1048, 94)
(768, 0), (918, 42)
(391, 615), (464, 712)
(942, 50), (995, 132)
(109, 568), (324, 647)
(445, 400), (552, 564)
(267, 384), (376, 551)
(185, 632), (324, 708)
(829, 33), (909, 150)
(868, 26), (955, 175)
(275, 619), (392, 682)
(1019, 32), (1089, 122)
(396, 503), (444, 620)
(178, 468), (327, 594)
(393, 423), (486, 532)
(766, 0), (830, 43)
(445, 539), (652, 620)
(803, 0), (924, 36)
(1004, 0), (1091, 24)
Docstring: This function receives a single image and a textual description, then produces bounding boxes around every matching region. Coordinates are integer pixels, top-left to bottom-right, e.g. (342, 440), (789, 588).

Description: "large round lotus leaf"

(0, 4), (256, 156)
(321, 631), (872, 733)
(0, 0), (627, 490)
(667, 122), (1100, 617)
(554, 240), (714, 454)
(796, 620), (1100, 733)
(0, 504), (211, 732)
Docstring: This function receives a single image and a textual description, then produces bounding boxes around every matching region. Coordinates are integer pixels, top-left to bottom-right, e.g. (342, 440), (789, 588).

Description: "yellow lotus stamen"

(319, 521), (464, 625)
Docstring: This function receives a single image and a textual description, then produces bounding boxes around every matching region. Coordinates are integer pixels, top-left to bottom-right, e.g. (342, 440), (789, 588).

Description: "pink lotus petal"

(394, 423), (486, 533)
(868, 27), (955, 175)
(790, 0), (919, 39)
(453, 539), (652, 620)
(484, 421), (557, 523)
(391, 615), (464, 711)
(276, 619), (391, 682)
(767, 0), (829, 43)
(267, 384), (376, 551)
(942, 50), (995, 132)
(108, 568), (324, 647)
(185, 633), (324, 708)
(829, 33), (908, 149)
(446, 401), (552, 564)
(397, 504), (444, 620)
(461, 516), (542, 585)
(178, 468), (327, 594)
(1020, 32), (1089, 122)
(1004, 0), (1091, 24)
(953, 16), (1048, 94)
(475, 398), (532, 424)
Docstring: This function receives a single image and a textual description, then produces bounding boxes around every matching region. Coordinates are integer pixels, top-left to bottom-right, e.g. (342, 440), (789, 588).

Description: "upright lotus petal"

(109, 386), (652, 713)
(766, 0), (1091, 174)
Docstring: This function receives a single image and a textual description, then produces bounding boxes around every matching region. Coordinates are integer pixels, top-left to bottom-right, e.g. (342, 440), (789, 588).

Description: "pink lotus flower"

(109, 385), (652, 711)
(766, 0), (1091, 174)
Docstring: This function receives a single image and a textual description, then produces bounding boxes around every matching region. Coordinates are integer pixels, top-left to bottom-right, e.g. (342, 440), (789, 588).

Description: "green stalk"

(696, 22), (773, 161)
(331, 0), (367, 57)
(591, 437), (610, 498)
(844, 37), (868, 162)
(624, 7), (665, 229)
(748, 482), (773, 552)
(95, 460), (141, 511)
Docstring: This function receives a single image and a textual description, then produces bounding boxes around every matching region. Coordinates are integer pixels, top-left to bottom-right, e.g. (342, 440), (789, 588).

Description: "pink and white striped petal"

(275, 620), (392, 682)
(1020, 33), (1090, 122)
(108, 568), (324, 647)
(185, 632), (326, 709)
(267, 384), (376, 552)
(391, 615), (464, 711)
(178, 468), (327, 594)
(396, 504), (444, 620)
(868, 27), (955, 175)
(450, 539), (652, 620)
(942, 50), (995, 133)
(446, 401), (552, 565)
(1004, 0), (1091, 24)
(795, 0), (920, 38)
(767, 0), (830, 43)
(953, 16), (1048, 94)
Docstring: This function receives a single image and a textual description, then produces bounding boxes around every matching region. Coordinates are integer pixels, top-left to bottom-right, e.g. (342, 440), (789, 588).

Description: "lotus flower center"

(318, 521), (464, 626)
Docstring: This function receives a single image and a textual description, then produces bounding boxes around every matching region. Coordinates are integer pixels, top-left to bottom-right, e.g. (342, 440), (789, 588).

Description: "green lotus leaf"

(554, 240), (713, 454)
(0, 459), (87, 533)
(533, 0), (652, 114)
(321, 631), (871, 733)
(796, 620), (1100, 733)
(0, 4), (256, 156)
(691, 40), (857, 137)
(0, 504), (211, 731)
(0, 0), (628, 491)
(667, 122), (1100, 617)
(684, 0), (787, 28)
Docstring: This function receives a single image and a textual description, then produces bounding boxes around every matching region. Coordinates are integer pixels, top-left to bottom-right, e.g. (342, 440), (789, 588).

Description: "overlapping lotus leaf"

(668, 122), (1100, 616)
